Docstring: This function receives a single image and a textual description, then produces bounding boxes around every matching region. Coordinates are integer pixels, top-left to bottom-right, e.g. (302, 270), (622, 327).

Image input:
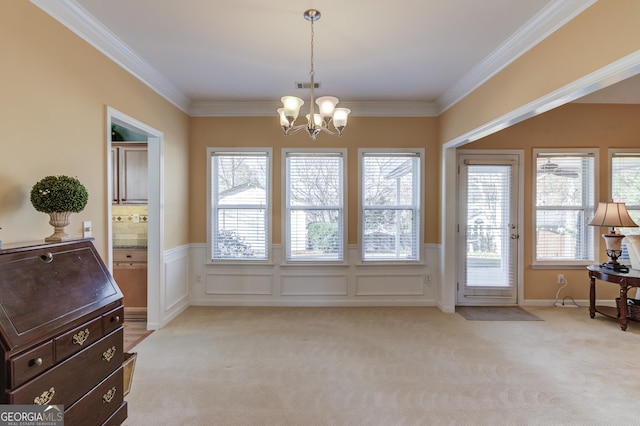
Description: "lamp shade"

(588, 202), (638, 228)
(281, 96), (304, 120)
(306, 113), (324, 127)
(332, 108), (351, 129)
(277, 108), (289, 127)
(316, 96), (339, 118)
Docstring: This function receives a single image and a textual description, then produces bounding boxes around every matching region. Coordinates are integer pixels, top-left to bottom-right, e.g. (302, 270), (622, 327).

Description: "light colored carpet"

(456, 306), (543, 321)
(123, 306), (640, 425)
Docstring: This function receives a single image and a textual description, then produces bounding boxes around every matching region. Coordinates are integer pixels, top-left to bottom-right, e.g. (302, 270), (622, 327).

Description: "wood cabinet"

(113, 248), (147, 319)
(112, 144), (147, 205)
(0, 239), (127, 425)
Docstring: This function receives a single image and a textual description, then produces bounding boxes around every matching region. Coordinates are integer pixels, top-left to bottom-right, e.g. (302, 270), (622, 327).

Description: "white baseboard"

(523, 299), (618, 308)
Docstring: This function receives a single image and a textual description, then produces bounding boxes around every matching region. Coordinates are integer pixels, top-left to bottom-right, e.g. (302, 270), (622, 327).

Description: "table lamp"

(588, 202), (638, 271)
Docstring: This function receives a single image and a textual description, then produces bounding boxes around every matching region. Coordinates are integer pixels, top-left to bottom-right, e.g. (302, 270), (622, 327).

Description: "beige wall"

(439, 0), (640, 144)
(189, 116), (440, 245)
(0, 2), (190, 255)
(3, 1), (638, 305)
(465, 103), (640, 301)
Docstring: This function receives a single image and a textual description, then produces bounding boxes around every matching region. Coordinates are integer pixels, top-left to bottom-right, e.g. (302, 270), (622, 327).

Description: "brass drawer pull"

(33, 387), (55, 405)
(72, 329), (90, 346)
(30, 357), (43, 367)
(102, 346), (117, 362)
(111, 315), (121, 324)
(40, 252), (53, 264)
(103, 387), (117, 403)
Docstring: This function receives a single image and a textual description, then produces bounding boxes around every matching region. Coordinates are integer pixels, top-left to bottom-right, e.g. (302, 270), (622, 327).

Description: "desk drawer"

(10, 341), (54, 388)
(65, 367), (124, 426)
(102, 401), (128, 426)
(55, 317), (102, 362)
(9, 329), (123, 407)
(103, 307), (124, 335)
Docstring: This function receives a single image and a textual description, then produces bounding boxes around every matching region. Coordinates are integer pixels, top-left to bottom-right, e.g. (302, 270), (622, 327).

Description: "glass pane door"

(457, 154), (519, 305)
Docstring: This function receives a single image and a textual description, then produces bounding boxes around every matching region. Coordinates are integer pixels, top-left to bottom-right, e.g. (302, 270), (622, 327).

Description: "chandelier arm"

(284, 124), (308, 136)
(317, 126), (339, 136)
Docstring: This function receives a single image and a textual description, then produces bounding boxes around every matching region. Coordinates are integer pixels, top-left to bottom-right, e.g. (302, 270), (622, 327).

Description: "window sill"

(355, 261), (425, 267)
(206, 260), (274, 267)
(280, 261), (350, 268)
(530, 261), (594, 270)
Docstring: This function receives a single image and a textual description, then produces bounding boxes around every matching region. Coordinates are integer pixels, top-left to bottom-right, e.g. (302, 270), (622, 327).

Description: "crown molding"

(436, 0), (598, 113)
(345, 102), (439, 117)
(189, 102), (280, 117)
(32, 0), (594, 118)
(444, 51), (640, 148)
(30, 0), (191, 113)
(189, 101), (439, 117)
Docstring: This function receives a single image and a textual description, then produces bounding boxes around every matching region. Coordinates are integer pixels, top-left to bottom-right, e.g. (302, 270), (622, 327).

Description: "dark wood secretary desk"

(0, 239), (127, 425)
(587, 264), (640, 331)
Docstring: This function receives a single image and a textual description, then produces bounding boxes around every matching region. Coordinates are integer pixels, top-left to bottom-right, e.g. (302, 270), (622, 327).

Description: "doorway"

(457, 152), (523, 306)
(107, 107), (163, 330)
(111, 136), (148, 322)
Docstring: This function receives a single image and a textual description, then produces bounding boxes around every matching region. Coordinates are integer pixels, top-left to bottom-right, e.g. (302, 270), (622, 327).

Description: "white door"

(457, 153), (520, 305)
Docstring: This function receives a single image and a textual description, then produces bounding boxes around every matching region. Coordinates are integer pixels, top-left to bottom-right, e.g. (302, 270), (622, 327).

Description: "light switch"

(83, 221), (92, 238)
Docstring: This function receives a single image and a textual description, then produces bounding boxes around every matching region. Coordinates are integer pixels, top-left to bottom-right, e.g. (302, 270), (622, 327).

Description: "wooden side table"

(587, 265), (640, 331)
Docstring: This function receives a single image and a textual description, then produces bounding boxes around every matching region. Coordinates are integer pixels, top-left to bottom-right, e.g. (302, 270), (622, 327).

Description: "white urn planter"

(45, 211), (74, 242)
(30, 175), (89, 242)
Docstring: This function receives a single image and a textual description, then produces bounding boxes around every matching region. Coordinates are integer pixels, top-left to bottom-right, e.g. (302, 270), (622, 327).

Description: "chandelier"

(277, 9), (351, 140)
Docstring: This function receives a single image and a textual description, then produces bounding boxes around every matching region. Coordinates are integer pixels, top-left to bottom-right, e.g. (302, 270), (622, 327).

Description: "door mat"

(456, 306), (543, 321)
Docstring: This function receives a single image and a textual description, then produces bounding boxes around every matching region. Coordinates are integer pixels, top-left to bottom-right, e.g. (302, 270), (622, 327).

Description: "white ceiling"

(35, 0), (626, 116)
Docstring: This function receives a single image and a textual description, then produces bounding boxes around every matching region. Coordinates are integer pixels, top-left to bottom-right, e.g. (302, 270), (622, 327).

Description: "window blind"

(285, 152), (344, 261)
(361, 152), (420, 261)
(463, 163), (515, 288)
(535, 153), (595, 261)
(211, 151), (269, 260)
(612, 152), (640, 235)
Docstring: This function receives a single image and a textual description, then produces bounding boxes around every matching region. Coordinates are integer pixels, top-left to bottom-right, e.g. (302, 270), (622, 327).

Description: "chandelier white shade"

(277, 9), (350, 140)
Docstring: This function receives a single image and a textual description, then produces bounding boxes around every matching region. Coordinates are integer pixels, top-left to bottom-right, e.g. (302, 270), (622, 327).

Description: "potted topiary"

(30, 175), (89, 241)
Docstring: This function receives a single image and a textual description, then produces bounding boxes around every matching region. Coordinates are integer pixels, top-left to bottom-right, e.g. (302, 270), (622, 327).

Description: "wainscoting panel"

(206, 273), (273, 295)
(189, 244), (441, 306)
(281, 273), (348, 296)
(355, 274), (425, 296)
(162, 245), (190, 325)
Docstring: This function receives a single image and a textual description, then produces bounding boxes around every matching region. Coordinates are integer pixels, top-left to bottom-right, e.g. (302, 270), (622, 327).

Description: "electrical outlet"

(557, 274), (565, 285)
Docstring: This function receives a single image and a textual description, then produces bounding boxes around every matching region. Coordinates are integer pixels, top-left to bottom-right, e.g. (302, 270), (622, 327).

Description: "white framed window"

(610, 150), (640, 235)
(533, 149), (597, 265)
(283, 149), (346, 262)
(360, 149), (423, 262)
(207, 148), (271, 261)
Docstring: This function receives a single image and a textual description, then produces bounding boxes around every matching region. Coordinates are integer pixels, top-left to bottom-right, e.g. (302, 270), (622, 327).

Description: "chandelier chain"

(309, 16), (316, 121)
(310, 18), (315, 78)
